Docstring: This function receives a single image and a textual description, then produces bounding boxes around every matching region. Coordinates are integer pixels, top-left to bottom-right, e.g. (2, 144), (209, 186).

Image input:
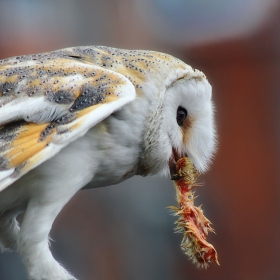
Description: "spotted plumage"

(0, 46), (207, 192)
(0, 46), (216, 280)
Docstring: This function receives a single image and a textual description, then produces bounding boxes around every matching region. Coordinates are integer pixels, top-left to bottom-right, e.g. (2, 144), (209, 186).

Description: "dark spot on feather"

(46, 90), (75, 104)
(67, 55), (83, 60)
(70, 85), (105, 112)
(56, 127), (70, 135)
(0, 121), (26, 142)
(26, 86), (39, 97)
(0, 82), (15, 96)
(39, 123), (57, 142)
(55, 113), (75, 125)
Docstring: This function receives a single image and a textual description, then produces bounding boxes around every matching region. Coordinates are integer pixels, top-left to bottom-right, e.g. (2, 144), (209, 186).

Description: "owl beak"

(170, 162), (185, 180)
(169, 148), (186, 180)
(169, 160), (178, 180)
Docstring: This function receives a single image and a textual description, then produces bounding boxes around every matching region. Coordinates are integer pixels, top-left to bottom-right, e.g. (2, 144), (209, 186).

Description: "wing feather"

(0, 54), (136, 191)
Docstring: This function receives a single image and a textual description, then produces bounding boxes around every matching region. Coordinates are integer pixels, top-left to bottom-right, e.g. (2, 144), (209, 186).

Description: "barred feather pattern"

(169, 157), (219, 268)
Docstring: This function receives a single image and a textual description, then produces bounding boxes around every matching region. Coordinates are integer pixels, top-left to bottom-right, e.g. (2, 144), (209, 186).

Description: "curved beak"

(169, 148), (187, 180)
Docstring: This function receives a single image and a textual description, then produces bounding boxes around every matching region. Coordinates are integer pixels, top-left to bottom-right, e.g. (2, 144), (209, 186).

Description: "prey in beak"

(168, 154), (219, 268)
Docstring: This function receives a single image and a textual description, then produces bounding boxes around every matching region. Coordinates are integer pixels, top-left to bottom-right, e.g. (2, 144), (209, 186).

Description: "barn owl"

(0, 46), (216, 280)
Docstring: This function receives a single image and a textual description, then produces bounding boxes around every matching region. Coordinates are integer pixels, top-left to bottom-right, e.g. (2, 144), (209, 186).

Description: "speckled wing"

(0, 53), (136, 191)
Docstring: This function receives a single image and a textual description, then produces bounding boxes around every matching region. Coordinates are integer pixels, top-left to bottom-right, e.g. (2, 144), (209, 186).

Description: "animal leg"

(0, 212), (20, 252)
(18, 194), (78, 280)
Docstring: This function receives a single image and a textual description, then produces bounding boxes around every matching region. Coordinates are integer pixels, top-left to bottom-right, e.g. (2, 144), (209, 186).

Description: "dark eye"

(176, 106), (188, 126)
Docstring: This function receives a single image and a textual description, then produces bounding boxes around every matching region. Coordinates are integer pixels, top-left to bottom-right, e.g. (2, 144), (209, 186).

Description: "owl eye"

(176, 106), (188, 126)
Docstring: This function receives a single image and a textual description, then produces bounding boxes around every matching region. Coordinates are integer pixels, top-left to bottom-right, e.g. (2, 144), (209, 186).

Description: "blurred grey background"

(0, 0), (280, 279)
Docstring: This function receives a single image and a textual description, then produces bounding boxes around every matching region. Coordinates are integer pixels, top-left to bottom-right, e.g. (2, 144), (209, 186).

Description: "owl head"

(72, 46), (217, 177)
(152, 73), (216, 177)
(119, 50), (217, 177)
(83, 46), (217, 177)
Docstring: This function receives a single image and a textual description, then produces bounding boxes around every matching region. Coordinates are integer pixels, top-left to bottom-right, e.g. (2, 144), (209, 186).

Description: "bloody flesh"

(170, 157), (219, 267)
